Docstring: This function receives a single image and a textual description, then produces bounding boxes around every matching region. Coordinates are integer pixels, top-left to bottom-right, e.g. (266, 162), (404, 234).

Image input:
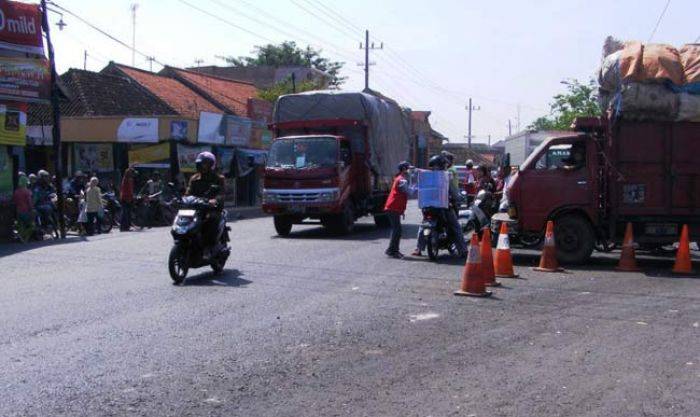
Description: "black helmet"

(440, 151), (455, 163)
(397, 161), (411, 172)
(428, 155), (446, 170)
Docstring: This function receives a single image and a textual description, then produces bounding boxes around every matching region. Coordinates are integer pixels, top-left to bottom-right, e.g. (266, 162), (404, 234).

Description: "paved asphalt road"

(2, 202), (699, 417)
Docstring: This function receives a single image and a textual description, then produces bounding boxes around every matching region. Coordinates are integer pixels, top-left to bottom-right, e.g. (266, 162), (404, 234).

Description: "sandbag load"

(598, 41), (700, 121)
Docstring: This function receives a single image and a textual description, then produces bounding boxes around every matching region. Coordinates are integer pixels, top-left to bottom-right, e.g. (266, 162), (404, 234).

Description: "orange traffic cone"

(480, 228), (501, 287)
(454, 234), (492, 298)
(494, 222), (519, 278)
(533, 220), (564, 272)
(672, 224), (695, 274)
(616, 222), (640, 272)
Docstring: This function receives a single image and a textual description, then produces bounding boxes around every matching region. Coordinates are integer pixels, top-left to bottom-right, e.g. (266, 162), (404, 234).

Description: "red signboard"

(0, 1), (44, 55)
(0, 56), (50, 103)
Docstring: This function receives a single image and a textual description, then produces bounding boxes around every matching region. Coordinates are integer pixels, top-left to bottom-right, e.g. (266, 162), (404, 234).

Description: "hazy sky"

(44, 0), (699, 143)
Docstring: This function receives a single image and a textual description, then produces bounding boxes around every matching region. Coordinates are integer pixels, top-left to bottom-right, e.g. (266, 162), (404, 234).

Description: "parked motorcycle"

(167, 186), (231, 284)
(35, 193), (60, 239)
(101, 191), (122, 228)
(133, 190), (177, 229)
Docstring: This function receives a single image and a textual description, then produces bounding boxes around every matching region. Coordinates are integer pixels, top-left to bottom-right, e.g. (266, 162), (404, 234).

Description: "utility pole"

(194, 59), (204, 67)
(358, 30), (382, 91)
(291, 72), (297, 93)
(41, 0), (66, 238)
(508, 119), (512, 136)
(146, 56), (155, 71)
(465, 98), (480, 148)
(83, 50), (87, 70)
(488, 134), (491, 147)
(130, 3), (138, 66)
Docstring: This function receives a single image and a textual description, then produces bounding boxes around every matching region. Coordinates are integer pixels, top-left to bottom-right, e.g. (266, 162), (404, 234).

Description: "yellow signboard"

(0, 104), (27, 146)
(128, 142), (170, 164)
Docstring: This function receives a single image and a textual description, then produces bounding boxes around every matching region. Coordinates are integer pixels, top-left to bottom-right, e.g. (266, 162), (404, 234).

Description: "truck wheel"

(373, 213), (390, 228)
(273, 215), (293, 236)
(554, 215), (595, 265)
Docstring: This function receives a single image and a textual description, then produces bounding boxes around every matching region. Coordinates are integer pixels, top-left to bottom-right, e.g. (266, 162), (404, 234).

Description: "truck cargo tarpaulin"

(273, 90), (411, 184)
(0, 56), (50, 104)
(0, 1), (44, 55)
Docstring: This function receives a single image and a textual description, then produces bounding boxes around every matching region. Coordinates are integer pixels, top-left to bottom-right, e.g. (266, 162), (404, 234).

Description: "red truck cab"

(262, 120), (382, 236)
(502, 118), (700, 264)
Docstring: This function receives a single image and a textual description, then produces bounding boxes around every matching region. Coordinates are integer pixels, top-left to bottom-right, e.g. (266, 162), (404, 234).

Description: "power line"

(176, 0), (276, 44)
(205, 0), (358, 63)
(648, 0), (671, 42)
(290, 0), (359, 42)
(47, 1), (165, 67)
(305, 0), (364, 34)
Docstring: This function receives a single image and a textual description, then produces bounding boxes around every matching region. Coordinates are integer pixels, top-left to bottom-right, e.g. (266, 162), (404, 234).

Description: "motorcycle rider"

(412, 155), (467, 257)
(33, 170), (58, 237)
(186, 151), (225, 257)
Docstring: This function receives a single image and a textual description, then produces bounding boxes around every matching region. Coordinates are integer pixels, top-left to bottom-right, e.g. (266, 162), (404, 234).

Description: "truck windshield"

(267, 137), (338, 169)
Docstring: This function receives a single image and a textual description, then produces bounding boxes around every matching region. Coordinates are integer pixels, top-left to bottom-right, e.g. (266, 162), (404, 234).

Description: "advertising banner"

(128, 142), (170, 165)
(225, 115), (252, 146)
(74, 143), (114, 173)
(0, 1), (44, 55)
(0, 146), (12, 203)
(117, 118), (159, 143)
(169, 120), (188, 140)
(197, 112), (225, 144)
(177, 143), (211, 173)
(0, 57), (50, 103)
(0, 103), (26, 146)
(26, 124), (51, 145)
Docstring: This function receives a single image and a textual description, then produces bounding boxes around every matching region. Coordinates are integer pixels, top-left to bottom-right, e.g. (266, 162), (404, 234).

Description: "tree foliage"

(257, 78), (319, 103)
(529, 79), (599, 131)
(222, 41), (345, 88)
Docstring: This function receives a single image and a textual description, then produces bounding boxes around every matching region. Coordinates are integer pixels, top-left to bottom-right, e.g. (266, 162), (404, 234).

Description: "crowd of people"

(10, 166), (172, 242)
(383, 151), (514, 259)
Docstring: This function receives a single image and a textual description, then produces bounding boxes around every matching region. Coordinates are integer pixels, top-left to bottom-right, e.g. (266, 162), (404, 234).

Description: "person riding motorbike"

(33, 170), (57, 226)
(412, 155), (467, 257)
(185, 152), (225, 256)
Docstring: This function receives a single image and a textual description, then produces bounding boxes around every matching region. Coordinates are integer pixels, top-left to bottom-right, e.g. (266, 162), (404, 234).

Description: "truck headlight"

(318, 190), (338, 202)
(263, 191), (277, 203)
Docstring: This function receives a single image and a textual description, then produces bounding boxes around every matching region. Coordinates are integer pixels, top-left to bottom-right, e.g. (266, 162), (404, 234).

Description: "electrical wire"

(289, 0), (359, 42)
(176, 0), (276, 44)
(205, 0), (358, 63)
(648, 0), (671, 42)
(47, 1), (165, 67)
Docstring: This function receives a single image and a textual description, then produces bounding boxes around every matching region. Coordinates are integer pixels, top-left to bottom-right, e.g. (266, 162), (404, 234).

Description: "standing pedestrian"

(384, 161), (413, 259)
(120, 168), (135, 231)
(85, 177), (103, 236)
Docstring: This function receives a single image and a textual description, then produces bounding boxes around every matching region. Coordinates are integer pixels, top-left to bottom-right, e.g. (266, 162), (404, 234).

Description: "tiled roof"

(104, 63), (221, 118)
(162, 67), (257, 116)
(28, 68), (176, 125)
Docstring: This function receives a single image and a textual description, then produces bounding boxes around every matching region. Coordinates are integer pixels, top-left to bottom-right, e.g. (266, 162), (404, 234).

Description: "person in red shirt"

(383, 161), (412, 258)
(119, 168), (136, 231)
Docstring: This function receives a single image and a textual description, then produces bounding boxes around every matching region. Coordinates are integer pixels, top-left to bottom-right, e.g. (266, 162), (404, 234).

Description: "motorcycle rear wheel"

(168, 245), (188, 285)
(426, 234), (439, 261)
